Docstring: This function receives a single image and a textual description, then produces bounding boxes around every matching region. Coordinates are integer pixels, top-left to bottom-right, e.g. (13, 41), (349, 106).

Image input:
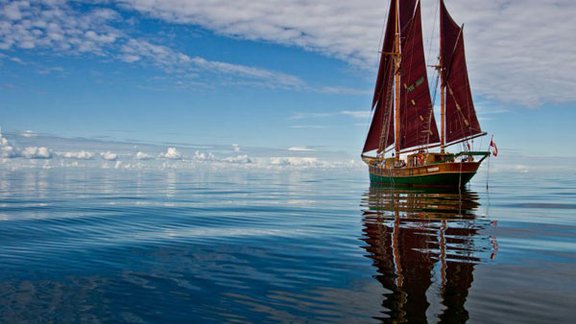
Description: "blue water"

(0, 167), (575, 322)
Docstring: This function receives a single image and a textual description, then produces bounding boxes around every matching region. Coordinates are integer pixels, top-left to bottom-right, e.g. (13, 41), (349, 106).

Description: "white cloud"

(288, 146), (315, 152)
(159, 147), (182, 160)
(117, 0), (576, 106)
(0, 130), (18, 158)
(61, 150), (94, 160)
(193, 150), (215, 161)
(21, 146), (52, 159)
(0, 0), (303, 89)
(20, 130), (38, 137)
(100, 151), (118, 161)
(339, 110), (370, 119)
(420, 0), (576, 106)
(2, 1), (25, 21)
(0, 0), (121, 55)
(222, 154), (252, 164)
(270, 157), (319, 167)
(0, 144), (18, 158)
(118, 0), (383, 67)
(232, 144), (240, 153)
(134, 151), (153, 160)
(2, 0), (573, 106)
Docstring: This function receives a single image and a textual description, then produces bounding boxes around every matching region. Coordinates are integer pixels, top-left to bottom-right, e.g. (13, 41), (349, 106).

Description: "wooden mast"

(440, 71), (446, 153)
(394, 0), (401, 160)
(439, 1), (446, 154)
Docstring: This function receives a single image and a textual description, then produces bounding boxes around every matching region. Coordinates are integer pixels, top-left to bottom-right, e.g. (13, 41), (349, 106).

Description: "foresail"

(398, 1), (440, 150)
(440, 0), (482, 144)
(371, 0), (396, 110)
(363, 96), (394, 153)
(364, 0), (397, 153)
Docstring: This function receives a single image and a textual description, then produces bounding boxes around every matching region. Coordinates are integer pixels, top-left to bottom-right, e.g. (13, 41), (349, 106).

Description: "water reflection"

(361, 186), (497, 323)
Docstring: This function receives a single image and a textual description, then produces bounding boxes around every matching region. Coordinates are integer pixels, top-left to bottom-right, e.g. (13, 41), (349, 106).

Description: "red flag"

(490, 137), (498, 157)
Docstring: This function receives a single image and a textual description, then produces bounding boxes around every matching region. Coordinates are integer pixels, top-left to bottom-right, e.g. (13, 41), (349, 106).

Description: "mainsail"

(364, 0), (439, 154)
(363, 0), (397, 153)
(440, 0), (482, 144)
(399, 2), (440, 150)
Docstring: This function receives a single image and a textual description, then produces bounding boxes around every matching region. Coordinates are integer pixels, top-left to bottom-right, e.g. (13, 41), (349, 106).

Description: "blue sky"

(1, 0), (575, 160)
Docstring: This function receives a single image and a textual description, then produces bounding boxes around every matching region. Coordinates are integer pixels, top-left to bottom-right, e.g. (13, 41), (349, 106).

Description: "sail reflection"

(361, 186), (497, 323)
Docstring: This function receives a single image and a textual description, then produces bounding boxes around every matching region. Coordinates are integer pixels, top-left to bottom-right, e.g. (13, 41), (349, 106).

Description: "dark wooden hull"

(368, 161), (481, 188)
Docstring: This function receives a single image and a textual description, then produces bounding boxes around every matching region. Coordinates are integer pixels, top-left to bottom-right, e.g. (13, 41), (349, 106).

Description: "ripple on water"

(0, 168), (575, 322)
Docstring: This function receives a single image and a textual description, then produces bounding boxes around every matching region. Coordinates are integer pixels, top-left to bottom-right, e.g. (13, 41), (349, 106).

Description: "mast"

(439, 0), (446, 153)
(398, 0), (440, 152)
(394, 0), (401, 160)
(440, 27), (446, 154)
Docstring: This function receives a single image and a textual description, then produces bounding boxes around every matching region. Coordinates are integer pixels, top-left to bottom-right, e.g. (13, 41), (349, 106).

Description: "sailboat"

(362, 0), (491, 187)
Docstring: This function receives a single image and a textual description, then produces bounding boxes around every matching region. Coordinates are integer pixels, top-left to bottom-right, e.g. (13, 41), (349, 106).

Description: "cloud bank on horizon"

(1, 0), (575, 106)
(0, 130), (360, 170)
(1, 129), (571, 174)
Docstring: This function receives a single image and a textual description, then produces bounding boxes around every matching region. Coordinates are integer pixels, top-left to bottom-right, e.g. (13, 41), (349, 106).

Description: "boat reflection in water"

(361, 186), (497, 323)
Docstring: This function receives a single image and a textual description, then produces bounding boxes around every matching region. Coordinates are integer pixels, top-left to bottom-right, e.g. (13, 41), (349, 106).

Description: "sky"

(1, 0), (576, 164)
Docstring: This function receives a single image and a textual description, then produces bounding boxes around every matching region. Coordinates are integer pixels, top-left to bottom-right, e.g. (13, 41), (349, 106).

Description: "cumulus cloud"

(21, 146), (52, 159)
(159, 147), (182, 160)
(193, 150), (215, 161)
(61, 150), (94, 160)
(100, 151), (118, 161)
(0, 143), (18, 158)
(222, 154), (252, 164)
(270, 157), (319, 167)
(0, 130), (18, 158)
(134, 151), (153, 160)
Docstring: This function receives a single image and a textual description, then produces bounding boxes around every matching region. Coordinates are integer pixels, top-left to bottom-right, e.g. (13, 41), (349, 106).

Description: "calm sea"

(0, 167), (574, 323)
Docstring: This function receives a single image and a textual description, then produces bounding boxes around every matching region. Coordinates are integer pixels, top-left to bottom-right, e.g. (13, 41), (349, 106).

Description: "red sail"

(371, 0), (396, 109)
(364, 0), (397, 153)
(364, 0), (430, 154)
(399, 0), (418, 29)
(363, 87), (394, 153)
(398, 2), (440, 150)
(440, 0), (482, 144)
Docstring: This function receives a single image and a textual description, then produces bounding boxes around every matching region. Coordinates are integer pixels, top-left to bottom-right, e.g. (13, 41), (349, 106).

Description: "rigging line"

(445, 27), (464, 80)
(426, 0), (440, 64)
(378, 67), (395, 153)
(375, 0), (392, 67)
(486, 152), (491, 190)
(446, 83), (478, 139)
(458, 161), (463, 194)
